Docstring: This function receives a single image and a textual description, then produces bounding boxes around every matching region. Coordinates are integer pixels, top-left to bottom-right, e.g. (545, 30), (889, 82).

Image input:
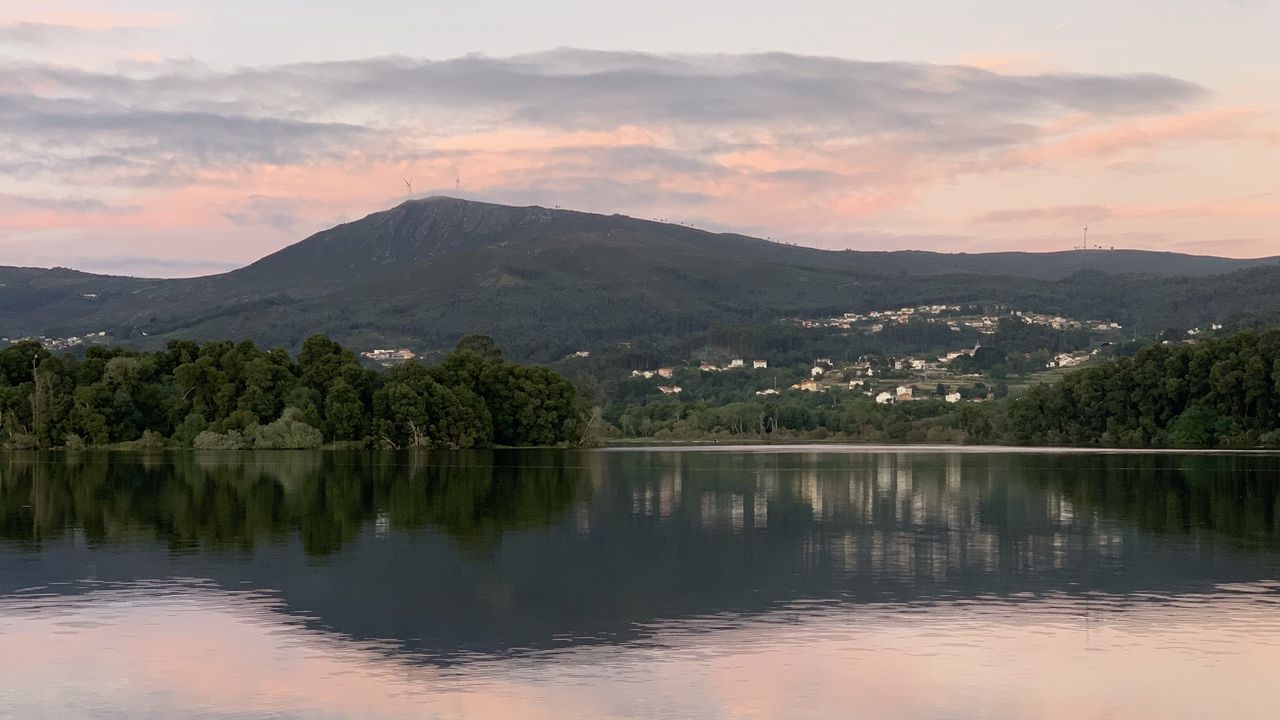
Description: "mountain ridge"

(1, 197), (1278, 358)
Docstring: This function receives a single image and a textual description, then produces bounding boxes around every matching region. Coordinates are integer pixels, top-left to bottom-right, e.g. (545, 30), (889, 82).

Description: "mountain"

(1, 197), (1278, 359)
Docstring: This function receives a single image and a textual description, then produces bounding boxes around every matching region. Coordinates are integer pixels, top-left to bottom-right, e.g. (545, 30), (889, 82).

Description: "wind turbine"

(404, 177), (413, 197)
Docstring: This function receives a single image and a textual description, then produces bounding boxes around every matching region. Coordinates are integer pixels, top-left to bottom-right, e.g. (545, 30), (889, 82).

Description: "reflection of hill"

(1, 449), (1278, 664)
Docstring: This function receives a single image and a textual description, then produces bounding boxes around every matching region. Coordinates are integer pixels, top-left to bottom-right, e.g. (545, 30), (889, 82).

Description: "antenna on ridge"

(404, 177), (413, 197)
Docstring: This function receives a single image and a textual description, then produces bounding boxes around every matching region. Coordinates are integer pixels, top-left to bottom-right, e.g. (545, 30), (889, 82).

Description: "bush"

(64, 433), (87, 451)
(252, 408), (323, 449)
(193, 429), (249, 450)
(172, 413), (208, 447)
(2, 432), (37, 450)
(136, 430), (167, 451)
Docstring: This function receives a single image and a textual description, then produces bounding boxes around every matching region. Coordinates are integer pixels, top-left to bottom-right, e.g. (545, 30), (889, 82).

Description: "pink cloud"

(973, 197), (1280, 225)
(1008, 107), (1266, 166)
(2, 10), (181, 30)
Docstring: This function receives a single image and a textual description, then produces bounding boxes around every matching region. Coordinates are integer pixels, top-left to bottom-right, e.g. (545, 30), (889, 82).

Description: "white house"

(810, 366), (825, 377)
(752, 360), (768, 369)
(875, 391), (895, 405)
(729, 358), (746, 368)
(945, 392), (962, 404)
(362, 348), (416, 366)
(791, 380), (823, 393)
(657, 385), (683, 395)
(896, 385), (914, 400)
(755, 388), (780, 396)
(657, 367), (675, 378)
(1047, 352), (1087, 369)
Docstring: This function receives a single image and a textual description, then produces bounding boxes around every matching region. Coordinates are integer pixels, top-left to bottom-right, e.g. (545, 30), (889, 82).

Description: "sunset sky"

(1, 0), (1277, 276)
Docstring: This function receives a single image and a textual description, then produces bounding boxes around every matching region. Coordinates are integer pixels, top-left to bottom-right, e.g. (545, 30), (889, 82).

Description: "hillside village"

(797, 303), (1123, 335)
(587, 303), (1145, 405)
(0, 300), (1230, 412)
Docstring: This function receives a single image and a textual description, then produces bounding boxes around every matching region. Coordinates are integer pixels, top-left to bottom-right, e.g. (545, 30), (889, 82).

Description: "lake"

(1, 447), (1278, 719)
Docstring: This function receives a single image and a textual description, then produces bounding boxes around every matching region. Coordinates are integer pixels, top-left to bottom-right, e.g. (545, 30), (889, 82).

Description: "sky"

(0, 1), (1277, 276)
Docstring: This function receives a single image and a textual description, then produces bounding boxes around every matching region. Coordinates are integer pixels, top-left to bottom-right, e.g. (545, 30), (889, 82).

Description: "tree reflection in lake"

(0, 449), (589, 555)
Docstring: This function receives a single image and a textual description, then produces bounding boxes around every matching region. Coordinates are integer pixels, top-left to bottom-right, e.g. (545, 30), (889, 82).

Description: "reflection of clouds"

(3, 580), (1278, 720)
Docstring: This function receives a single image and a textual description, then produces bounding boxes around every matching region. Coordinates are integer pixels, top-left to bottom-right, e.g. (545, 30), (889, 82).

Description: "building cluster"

(632, 367), (675, 379)
(796, 304), (1123, 337)
(1186, 323), (1225, 337)
(360, 348), (416, 366)
(698, 358), (768, 372)
(3, 331), (109, 352)
(800, 305), (961, 331)
(636, 358), (769, 395)
(1013, 311), (1122, 332)
(785, 352), (994, 403)
(1047, 352), (1090, 369)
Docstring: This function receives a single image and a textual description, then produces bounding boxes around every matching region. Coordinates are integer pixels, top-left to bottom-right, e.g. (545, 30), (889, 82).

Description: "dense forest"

(1007, 329), (1280, 447)
(0, 335), (580, 450)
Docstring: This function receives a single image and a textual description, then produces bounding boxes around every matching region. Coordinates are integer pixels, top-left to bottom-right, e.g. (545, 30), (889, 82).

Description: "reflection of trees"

(1021, 453), (1280, 544)
(383, 449), (583, 543)
(0, 450), (587, 555)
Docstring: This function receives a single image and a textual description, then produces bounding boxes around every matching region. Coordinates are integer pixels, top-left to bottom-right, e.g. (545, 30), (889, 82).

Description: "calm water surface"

(2, 448), (1279, 719)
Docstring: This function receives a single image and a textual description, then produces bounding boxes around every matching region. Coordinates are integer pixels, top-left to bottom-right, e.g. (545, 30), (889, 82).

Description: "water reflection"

(0, 449), (587, 554)
(1, 449), (1279, 719)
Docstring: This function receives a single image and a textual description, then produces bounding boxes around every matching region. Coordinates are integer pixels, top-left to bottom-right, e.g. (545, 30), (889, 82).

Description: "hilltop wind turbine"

(404, 177), (413, 197)
(455, 175), (461, 194)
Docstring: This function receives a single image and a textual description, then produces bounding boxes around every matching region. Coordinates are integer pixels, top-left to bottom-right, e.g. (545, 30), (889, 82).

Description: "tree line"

(1006, 329), (1280, 448)
(0, 335), (580, 450)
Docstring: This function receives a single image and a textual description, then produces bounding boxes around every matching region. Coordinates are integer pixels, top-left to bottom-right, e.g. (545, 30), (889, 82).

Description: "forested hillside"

(2, 198), (1278, 362)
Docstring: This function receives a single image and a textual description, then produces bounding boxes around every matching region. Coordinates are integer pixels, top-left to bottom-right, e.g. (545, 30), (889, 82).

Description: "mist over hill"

(1, 197), (1278, 360)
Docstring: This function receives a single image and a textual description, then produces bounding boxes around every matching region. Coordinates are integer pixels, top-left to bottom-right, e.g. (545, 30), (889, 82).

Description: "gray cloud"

(0, 22), (81, 45)
(2, 49), (1204, 139)
(0, 48), (1218, 207)
(0, 92), (376, 185)
(222, 195), (309, 231)
(0, 193), (138, 214)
